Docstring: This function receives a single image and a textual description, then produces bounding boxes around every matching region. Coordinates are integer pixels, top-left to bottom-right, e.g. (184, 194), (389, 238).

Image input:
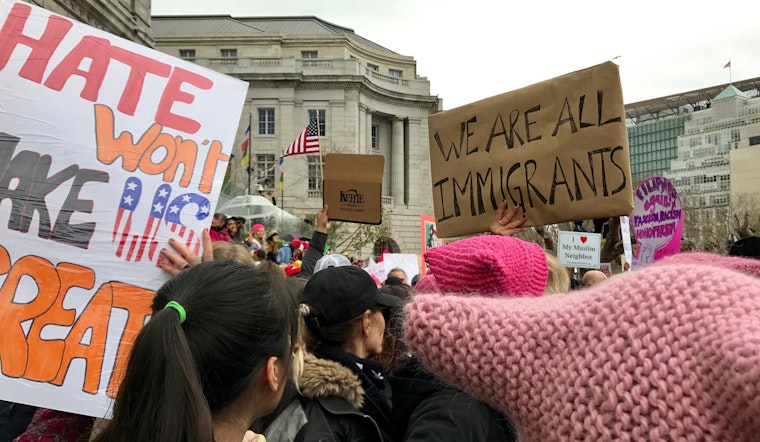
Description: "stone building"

(151, 15), (441, 255)
(28, 0), (152, 46)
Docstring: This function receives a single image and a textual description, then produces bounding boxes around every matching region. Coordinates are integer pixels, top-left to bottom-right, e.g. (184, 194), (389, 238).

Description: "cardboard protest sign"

(323, 154), (384, 224)
(0, 1), (247, 417)
(428, 62), (633, 237)
(631, 176), (683, 266)
(557, 231), (602, 269)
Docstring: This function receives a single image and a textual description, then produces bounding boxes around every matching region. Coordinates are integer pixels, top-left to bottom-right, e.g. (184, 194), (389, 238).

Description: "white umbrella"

(216, 195), (279, 220)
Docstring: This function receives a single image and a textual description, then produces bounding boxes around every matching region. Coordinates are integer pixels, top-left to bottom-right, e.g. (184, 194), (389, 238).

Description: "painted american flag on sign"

(113, 178), (142, 258)
(164, 193), (211, 256)
(112, 177), (210, 263)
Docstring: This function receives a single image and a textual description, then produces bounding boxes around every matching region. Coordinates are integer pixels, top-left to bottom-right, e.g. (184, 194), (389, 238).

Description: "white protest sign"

(631, 177), (683, 266)
(381, 253), (420, 283)
(365, 257), (385, 285)
(619, 215), (633, 267)
(0, 1), (247, 417)
(557, 231), (602, 269)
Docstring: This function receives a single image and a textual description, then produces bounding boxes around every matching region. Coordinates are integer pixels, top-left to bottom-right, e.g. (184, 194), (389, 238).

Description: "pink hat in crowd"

(417, 235), (548, 297)
(252, 223), (265, 232)
(405, 255), (760, 441)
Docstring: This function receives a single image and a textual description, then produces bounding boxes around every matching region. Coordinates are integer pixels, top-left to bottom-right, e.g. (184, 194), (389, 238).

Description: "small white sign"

(620, 215), (633, 266)
(557, 231), (602, 269)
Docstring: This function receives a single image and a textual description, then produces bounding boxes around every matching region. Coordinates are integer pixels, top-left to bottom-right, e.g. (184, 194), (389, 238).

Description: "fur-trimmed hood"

(298, 352), (365, 409)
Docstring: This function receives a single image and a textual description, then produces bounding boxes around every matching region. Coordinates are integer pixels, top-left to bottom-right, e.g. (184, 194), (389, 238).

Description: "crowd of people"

(3, 202), (760, 442)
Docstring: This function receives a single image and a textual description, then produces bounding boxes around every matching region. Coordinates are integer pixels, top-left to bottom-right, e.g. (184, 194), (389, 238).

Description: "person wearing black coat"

(389, 357), (517, 442)
(264, 352), (385, 442)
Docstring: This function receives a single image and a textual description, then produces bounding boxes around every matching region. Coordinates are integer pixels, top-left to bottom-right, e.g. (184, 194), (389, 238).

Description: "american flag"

(113, 178), (142, 258)
(282, 115), (320, 157)
(164, 193), (211, 256)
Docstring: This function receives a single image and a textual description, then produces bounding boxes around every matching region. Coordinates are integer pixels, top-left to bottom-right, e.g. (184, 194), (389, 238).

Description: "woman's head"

(375, 283), (414, 372)
(211, 212), (228, 231)
(212, 241), (255, 265)
(226, 217), (238, 233)
(418, 235), (551, 297)
(300, 266), (402, 358)
(99, 261), (298, 442)
(252, 224), (266, 240)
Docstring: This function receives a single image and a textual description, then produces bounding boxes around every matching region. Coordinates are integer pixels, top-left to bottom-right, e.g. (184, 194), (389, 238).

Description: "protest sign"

(382, 253), (420, 283)
(557, 231), (602, 269)
(0, 1), (247, 417)
(323, 154), (384, 224)
(419, 214), (444, 276)
(631, 176), (683, 266)
(599, 263), (612, 277)
(619, 215), (633, 267)
(428, 62), (633, 237)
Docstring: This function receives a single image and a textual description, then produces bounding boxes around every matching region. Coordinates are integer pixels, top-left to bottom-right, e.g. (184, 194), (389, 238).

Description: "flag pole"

(729, 59), (732, 84)
(279, 149), (284, 227)
(316, 109), (324, 196)
(246, 110), (253, 195)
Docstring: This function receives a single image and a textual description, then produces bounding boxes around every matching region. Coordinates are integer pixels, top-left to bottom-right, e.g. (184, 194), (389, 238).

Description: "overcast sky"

(152, 0), (759, 110)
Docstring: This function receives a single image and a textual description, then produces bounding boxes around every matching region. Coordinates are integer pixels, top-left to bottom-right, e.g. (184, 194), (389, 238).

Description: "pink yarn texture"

(653, 251), (760, 278)
(421, 235), (548, 297)
(405, 261), (760, 441)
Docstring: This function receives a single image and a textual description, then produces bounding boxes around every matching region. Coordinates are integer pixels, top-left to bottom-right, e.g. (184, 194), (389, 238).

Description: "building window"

(308, 155), (323, 191)
(308, 109), (326, 136)
(389, 69), (402, 78)
(750, 135), (760, 146)
(258, 108), (275, 135)
(371, 124), (379, 150)
(255, 154), (276, 190)
(179, 49), (195, 59)
(367, 63), (379, 71)
(219, 49), (237, 65)
(301, 51), (318, 67)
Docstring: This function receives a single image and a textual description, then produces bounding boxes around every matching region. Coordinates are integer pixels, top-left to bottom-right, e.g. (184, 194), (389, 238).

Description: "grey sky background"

(152, 0), (760, 110)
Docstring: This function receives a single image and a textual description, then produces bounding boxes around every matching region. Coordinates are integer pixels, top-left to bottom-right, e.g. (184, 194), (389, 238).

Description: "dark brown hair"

(94, 261), (298, 442)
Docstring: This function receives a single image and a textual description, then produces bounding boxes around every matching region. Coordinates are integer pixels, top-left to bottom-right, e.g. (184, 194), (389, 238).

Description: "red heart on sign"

(580, 236), (587, 243)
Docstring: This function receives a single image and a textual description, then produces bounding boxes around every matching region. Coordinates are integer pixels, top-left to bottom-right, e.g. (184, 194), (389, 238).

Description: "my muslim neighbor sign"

(0, 1), (247, 417)
(428, 62), (634, 238)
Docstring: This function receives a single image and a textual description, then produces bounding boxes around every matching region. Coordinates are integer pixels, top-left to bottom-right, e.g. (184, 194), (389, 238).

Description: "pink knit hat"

(420, 235), (548, 297)
(405, 257), (760, 440)
(653, 251), (760, 279)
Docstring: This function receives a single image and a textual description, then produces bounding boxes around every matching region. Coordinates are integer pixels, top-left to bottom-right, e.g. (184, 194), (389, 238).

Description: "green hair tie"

(164, 300), (186, 324)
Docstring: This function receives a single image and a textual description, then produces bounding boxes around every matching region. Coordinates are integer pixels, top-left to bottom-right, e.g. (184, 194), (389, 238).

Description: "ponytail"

(97, 261), (298, 441)
(94, 309), (213, 442)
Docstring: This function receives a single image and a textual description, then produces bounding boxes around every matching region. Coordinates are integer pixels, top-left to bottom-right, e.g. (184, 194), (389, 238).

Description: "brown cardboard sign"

(323, 154), (385, 224)
(428, 62), (633, 238)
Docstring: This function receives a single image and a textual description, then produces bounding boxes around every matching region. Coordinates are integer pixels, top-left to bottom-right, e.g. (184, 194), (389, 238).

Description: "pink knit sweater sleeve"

(405, 263), (760, 441)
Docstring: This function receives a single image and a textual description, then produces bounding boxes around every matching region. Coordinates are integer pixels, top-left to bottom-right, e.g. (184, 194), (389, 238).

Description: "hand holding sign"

(159, 228), (213, 276)
(490, 200), (527, 237)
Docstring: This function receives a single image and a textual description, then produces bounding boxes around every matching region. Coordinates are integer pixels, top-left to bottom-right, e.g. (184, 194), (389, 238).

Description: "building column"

(407, 118), (421, 205)
(365, 111), (373, 155)
(392, 118), (405, 205)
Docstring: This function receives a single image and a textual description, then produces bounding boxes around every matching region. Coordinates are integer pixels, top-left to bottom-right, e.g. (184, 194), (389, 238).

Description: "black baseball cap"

(302, 266), (403, 326)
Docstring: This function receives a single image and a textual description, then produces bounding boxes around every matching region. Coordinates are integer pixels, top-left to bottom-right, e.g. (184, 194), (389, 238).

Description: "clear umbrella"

(216, 195), (279, 220)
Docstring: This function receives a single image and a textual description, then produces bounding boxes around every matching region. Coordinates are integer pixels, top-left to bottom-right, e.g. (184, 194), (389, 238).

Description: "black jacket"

(265, 352), (386, 442)
(389, 358), (517, 442)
